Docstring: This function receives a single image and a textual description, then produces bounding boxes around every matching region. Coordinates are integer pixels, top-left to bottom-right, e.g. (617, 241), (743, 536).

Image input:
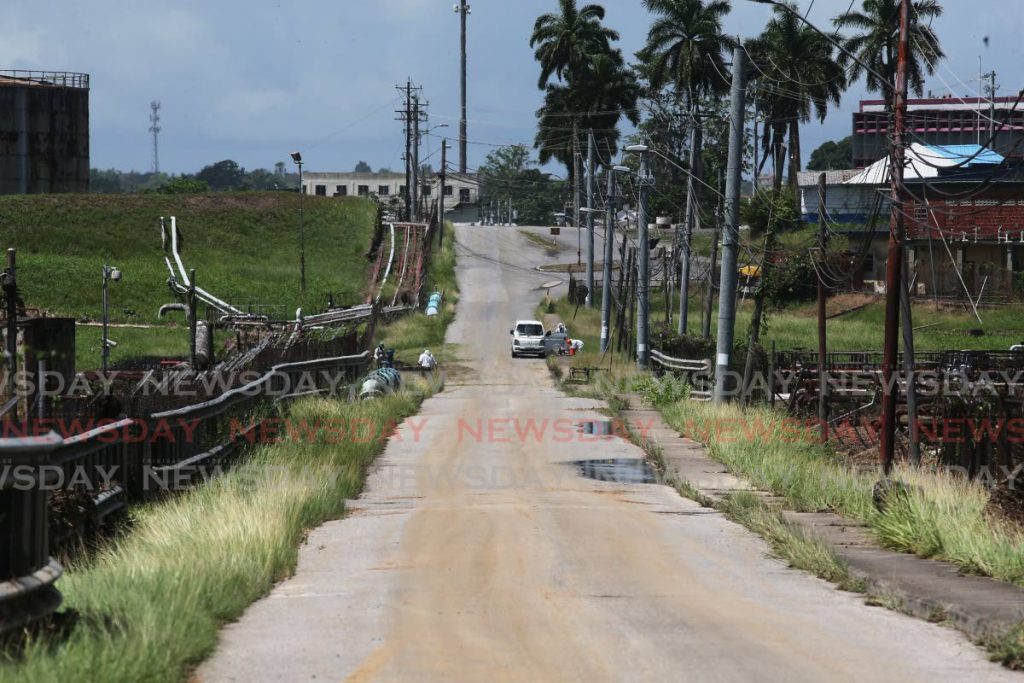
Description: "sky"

(4, 0), (1023, 176)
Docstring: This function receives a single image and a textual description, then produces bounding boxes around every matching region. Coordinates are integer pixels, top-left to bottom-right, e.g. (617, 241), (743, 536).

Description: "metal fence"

(0, 351), (369, 636)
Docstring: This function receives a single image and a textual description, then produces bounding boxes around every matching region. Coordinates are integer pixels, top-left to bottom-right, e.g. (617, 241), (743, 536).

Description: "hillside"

(0, 192), (377, 324)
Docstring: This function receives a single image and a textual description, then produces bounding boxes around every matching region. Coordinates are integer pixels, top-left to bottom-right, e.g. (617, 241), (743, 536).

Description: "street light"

(291, 151), (306, 295)
(101, 265), (122, 377)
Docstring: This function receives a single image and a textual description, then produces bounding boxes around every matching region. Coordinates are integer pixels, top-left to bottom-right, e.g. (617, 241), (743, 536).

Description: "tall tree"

(748, 2), (846, 192)
(531, 0), (620, 90)
(531, 1), (637, 181)
(833, 0), (944, 106)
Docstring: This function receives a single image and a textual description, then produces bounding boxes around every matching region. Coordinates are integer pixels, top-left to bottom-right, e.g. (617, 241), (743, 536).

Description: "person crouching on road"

(418, 349), (437, 375)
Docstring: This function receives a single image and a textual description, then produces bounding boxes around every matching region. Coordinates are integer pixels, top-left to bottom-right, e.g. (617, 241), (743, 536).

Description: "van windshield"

(517, 324), (543, 336)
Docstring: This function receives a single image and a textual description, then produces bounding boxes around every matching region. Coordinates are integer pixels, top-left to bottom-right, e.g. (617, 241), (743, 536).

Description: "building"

(300, 171), (479, 219)
(853, 96), (1024, 168)
(0, 70), (90, 195)
(800, 144), (1024, 298)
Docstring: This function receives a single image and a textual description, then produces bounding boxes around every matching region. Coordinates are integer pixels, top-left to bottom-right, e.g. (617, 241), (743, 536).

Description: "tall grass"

(660, 400), (1024, 586)
(380, 224), (459, 362)
(1, 390), (429, 683)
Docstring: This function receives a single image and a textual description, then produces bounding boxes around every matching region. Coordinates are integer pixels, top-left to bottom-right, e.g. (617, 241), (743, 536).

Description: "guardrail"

(650, 349), (713, 401)
(0, 432), (64, 636)
(0, 350), (370, 637)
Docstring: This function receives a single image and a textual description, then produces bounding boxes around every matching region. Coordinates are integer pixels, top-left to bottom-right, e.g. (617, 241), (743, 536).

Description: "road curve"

(198, 225), (1014, 682)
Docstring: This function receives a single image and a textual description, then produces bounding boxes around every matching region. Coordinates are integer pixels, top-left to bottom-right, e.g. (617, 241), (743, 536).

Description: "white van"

(510, 320), (547, 358)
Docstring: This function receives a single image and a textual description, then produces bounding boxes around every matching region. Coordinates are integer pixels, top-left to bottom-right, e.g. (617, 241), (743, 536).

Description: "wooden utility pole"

(880, 0), (912, 474)
(817, 173), (829, 440)
(438, 140), (447, 248)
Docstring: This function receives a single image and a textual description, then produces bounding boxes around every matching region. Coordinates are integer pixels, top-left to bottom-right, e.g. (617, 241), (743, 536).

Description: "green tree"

(196, 160), (247, 191)
(807, 136), (854, 170)
(354, 161), (372, 173)
(834, 0), (944, 106)
(531, 2), (638, 180)
(530, 0), (619, 90)
(153, 176), (209, 194)
(747, 2), (845, 193)
(479, 145), (562, 225)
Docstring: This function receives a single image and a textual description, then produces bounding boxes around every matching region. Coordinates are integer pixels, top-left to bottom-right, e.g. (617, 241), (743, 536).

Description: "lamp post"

(101, 265), (122, 377)
(291, 151), (306, 295)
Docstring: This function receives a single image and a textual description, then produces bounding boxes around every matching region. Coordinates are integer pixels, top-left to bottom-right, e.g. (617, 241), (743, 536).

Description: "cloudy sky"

(4, 0), (1022, 175)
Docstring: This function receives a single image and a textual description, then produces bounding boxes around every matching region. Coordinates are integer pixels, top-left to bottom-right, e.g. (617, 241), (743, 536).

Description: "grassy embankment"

(378, 224), (459, 364)
(2, 389), (434, 683)
(0, 193), (378, 368)
(2, 220), (461, 681)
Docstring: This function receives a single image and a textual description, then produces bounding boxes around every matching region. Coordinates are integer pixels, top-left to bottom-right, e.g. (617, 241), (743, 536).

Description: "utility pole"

(679, 119), (703, 335)
(455, 2), (470, 174)
(574, 122), (582, 266)
(438, 139), (447, 248)
(713, 46), (747, 404)
(901, 253), (921, 464)
(817, 173), (829, 440)
(880, 0), (911, 474)
(633, 145), (653, 369)
(400, 81), (412, 221)
(586, 129), (596, 307)
(984, 70), (998, 144)
(149, 101), (161, 175)
(702, 169), (724, 339)
(412, 95), (421, 221)
(601, 167), (618, 353)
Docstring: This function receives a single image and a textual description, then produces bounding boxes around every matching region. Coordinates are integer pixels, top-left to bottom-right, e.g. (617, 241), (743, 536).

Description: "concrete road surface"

(199, 225), (1014, 682)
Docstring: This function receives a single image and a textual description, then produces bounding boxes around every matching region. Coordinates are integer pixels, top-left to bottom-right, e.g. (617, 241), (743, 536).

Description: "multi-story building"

(300, 171), (479, 217)
(853, 96), (1024, 168)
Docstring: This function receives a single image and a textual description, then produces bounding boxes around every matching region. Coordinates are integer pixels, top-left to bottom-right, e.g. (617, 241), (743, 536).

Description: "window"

(444, 185), (453, 197)
(459, 188), (471, 203)
(357, 185), (370, 196)
(378, 185), (390, 196)
(315, 185), (326, 197)
(399, 185), (407, 196)
(516, 323), (544, 336)
(334, 185), (347, 196)
(423, 185), (432, 196)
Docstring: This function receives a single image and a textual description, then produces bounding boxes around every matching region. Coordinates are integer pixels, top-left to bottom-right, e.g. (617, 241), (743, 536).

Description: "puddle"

(574, 459), (658, 484)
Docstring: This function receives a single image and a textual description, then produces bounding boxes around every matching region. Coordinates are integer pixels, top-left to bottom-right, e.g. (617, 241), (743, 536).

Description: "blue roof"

(925, 144), (1004, 166)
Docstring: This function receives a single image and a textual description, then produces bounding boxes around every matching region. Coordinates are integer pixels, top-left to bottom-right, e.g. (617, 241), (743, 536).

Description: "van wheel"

(511, 351), (518, 358)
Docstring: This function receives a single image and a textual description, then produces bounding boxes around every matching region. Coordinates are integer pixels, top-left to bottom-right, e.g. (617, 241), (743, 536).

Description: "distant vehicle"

(510, 320), (547, 358)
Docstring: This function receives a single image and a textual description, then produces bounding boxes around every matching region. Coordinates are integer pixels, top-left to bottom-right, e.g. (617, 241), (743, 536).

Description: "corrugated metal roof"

(796, 169), (861, 187)
(844, 143), (1004, 185)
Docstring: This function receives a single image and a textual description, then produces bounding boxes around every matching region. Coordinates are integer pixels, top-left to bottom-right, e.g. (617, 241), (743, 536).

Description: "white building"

(300, 171), (479, 214)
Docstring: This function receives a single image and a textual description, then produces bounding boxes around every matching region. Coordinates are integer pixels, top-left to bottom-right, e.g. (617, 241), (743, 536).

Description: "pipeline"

(425, 291), (442, 317)
(359, 367), (402, 399)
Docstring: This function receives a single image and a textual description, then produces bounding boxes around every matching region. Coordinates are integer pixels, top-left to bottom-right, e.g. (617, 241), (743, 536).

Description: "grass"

(657, 399), (1024, 587)
(379, 224), (459, 364)
(0, 193), (379, 366)
(717, 492), (868, 592)
(1, 386), (436, 683)
(518, 229), (562, 252)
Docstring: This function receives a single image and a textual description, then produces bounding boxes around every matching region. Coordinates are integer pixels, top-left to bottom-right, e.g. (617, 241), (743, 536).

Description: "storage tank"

(0, 70), (90, 195)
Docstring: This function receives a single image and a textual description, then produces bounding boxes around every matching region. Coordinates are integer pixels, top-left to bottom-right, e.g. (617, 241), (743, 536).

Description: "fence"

(0, 351), (370, 636)
(650, 349), (713, 401)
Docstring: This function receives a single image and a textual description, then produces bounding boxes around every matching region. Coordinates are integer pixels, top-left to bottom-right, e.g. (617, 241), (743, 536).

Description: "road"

(199, 225), (1014, 682)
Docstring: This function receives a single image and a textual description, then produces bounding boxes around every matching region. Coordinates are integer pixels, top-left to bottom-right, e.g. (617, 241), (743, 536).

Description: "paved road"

(199, 226), (1014, 682)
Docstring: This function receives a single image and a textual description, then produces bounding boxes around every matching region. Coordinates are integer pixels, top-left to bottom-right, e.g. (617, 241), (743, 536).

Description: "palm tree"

(748, 2), (846, 192)
(530, 0), (620, 90)
(834, 0), (944, 106)
(534, 53), (640, 173)
(637, 0), (733, 107)
(531, 2), (637, 183)
(637, 0), (732, 334)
